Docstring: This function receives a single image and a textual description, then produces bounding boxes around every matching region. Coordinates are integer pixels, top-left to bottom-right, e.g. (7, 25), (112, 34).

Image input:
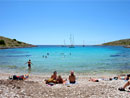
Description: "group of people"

(8, 70), (130, 91)
(89, 74), (130, 91)
(45, 71), (76, 85)
(14, 59), (130, 90)
(89, 74), (130, 82)
(9, 71), (76, 85)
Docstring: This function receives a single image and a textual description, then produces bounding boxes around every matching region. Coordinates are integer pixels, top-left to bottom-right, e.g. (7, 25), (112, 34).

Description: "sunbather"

(118, 74), (130, 91)
(56, 75), (66, 84)
(45, 71), (57, 84)
(89, 78), (100, 82)
(118, 74), (130, 80)
(69, 71), (76, 84)
(118, 80), (130, 91)
(9, 74), (29, 80)
(89, 77), (112, 82)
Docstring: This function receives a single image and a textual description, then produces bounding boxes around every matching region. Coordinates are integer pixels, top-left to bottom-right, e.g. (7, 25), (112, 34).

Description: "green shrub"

(0, 40), (5, 45)
(17, 41), (22, 44)
(13, 39), (16, 41)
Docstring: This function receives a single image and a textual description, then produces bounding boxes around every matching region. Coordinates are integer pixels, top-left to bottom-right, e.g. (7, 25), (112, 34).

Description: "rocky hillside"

(102, 39), (130, 48)
(0, 36), (36, 49)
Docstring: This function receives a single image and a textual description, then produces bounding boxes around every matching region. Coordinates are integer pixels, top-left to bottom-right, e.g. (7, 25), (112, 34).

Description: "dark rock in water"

(110, 55), (120, 57)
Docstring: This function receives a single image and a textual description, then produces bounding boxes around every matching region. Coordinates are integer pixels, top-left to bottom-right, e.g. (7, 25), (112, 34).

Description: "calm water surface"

(0, 45), (130, 74)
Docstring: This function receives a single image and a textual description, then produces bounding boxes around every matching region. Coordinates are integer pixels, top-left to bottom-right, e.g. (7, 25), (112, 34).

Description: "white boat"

(61, 40), (66, 47)
(83, 40), (85, 47)
(69, 34), (75, 48)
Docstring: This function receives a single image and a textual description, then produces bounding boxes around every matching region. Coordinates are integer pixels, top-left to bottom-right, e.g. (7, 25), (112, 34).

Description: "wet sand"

(0, 73), (130, 98)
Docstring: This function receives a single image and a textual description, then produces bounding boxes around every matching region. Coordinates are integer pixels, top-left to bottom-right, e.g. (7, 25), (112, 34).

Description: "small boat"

(61, 40), (66, 47)
(82, 40), (85, 47)
(69, 34), (75, 48)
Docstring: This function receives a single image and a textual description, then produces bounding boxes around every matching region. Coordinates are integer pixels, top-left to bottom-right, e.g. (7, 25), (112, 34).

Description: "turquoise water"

(0, 45), (130, 74)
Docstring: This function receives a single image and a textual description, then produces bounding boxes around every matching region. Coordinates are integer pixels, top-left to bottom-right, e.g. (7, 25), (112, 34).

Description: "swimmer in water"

(25, 59), (33, 69)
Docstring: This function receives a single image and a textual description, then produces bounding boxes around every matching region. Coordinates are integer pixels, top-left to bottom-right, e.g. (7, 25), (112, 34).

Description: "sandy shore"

(0, 73), (130, 98)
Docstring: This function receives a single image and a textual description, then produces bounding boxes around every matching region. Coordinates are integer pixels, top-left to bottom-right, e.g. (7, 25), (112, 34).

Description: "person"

(9, 74), (29, 80)
(56, 75), (64, 84)
(118, 74), (130, 91)
(69, 71), (76, 84)
(89, 78), (100, 82)
(45, 71), (57, 84)
(25, 59), (32, 69)
(47, 53), (49, 55)
(118, 80), (130, 91)
(118, 74), (130, 80)
(89, 77), (112, 82)
(51, 71), (57, 80)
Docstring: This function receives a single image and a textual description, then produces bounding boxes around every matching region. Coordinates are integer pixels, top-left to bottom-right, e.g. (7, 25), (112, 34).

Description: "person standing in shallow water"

(25, 59), (32, 69)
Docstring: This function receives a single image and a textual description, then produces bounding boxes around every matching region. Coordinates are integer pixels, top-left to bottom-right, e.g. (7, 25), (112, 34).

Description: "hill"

(0, 36), (36, 49)
(102, 39), (130, 48)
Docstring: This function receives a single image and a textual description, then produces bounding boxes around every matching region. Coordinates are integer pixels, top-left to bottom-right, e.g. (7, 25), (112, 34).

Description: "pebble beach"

(0, 73), (130, 98)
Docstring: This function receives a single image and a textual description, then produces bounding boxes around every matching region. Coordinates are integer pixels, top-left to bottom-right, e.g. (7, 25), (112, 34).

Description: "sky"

(0, 0), (130, 45)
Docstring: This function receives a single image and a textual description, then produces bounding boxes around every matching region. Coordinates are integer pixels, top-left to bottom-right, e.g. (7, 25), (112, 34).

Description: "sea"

(0, 45), (130, 75)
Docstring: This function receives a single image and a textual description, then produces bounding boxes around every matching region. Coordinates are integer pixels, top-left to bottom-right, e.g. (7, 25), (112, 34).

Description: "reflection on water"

(28, 68), (31, 74)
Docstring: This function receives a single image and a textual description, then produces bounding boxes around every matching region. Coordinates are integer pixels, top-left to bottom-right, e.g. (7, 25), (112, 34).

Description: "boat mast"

(83, 40), (85, 47)
(69, 34), (74, 48)
(64, 39), (66, 46)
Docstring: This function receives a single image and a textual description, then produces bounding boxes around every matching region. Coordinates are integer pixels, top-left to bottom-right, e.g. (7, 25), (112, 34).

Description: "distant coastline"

(0, 36), (36, 49)
(102, 39), (130, 48)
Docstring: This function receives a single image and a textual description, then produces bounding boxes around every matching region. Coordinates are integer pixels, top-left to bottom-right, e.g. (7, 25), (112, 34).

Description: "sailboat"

(69, 34), (75, 48)
(61, 40), (66, 47)
(82, 40), (85, 47)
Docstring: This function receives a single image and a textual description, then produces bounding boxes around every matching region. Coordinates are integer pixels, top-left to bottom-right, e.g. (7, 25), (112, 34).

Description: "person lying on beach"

(45, 71), (57, 84)
(69, 71), (76, 84)
(89, 78), (100, 82)
(118, 80), (130, 91)
(89, 77), (112, 82)
(118, 74), (130, 80)
(9, 74), (29, 80)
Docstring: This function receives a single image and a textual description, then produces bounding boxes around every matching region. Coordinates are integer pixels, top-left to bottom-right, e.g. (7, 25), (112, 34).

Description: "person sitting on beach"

(51, 71), (57, 80)
(69, 71), (76, 84)
(9, 74), (29, 80)
(45, 71), (57, 84)
(56, 75), (65, 84)
(118, 74), (130, 91)
(118, 80), (130, 91)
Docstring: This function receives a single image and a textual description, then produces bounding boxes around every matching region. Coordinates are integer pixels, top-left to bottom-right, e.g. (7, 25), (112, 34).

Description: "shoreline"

(0, 68), (130, 76)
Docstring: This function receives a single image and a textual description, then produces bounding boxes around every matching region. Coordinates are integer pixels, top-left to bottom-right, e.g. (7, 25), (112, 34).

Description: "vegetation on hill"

(0, 36), (36, 49)
(102, 39), (130, 46)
